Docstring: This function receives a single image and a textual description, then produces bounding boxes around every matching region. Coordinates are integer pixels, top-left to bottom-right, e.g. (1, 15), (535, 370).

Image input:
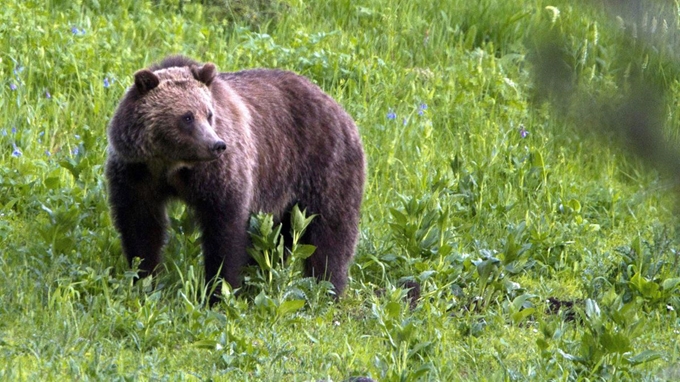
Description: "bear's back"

(218, 69), (356, 138)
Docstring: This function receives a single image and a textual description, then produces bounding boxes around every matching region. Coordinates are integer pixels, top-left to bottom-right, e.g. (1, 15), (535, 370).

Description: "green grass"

(2, 0), (680, 380)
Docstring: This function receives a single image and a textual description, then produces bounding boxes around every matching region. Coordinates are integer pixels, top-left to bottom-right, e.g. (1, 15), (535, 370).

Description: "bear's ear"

(192, 63), (217, 86)
(134, 70), (160, 94)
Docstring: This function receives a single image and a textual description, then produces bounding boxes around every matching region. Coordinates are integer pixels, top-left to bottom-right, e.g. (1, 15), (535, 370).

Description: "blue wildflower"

(387, 110), (396, 120)
(45, 90), (51, 99)
(13, 66), (24, 75)
(11, 126), (16, 134)
(104, 78), (110, 88)
(45, 150), (51, 157)
(71, 26), (79, 34)
(10, 83), (17, 91)
(402, 118), (408, 126)
(519, 125), (528, 139)
(12, 143), (21, 157)
(72, 146), (79, 156)
(71, 26), (86, 35)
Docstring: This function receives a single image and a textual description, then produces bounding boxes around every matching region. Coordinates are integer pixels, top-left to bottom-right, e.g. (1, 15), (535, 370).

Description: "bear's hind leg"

(303, 217), (359, 296)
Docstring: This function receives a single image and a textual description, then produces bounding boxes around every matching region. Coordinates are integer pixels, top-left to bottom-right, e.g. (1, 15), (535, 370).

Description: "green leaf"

(625, 350), (662, 366)
(662, 277), (680, 291)
(247, 247), (266, 269)
(385, 302), (401, 319)
(278, 299), (305, 316)
(630, 273), (660, 299)
(267, 223), (282, 246)
(558, 349), (581, 362)
(511, 293), (533, 311)
(511, 307), (535, 324)
(293, 244), (316, 260)
(585, 298), (600, 320)
(254, 291), (275, 313)
(2, 198), (19, 211)
(504, 279), (522, 294)
(408, 361), (434, 379)
(260, 214), (274, 237)
(408, 341), (432, 358)
(418, 270), (436, 281)
(389, 207), (407, 226)
(568, 198), (581, 213)
(474, 256), (500, 282)
(192, 339), (218, 349)
(43, 176), (60, 189)
(53, 236), (75, 254)
(600, 331), (631, 354)
(291, 204), (314, 234)
(58, 159), (80, 180)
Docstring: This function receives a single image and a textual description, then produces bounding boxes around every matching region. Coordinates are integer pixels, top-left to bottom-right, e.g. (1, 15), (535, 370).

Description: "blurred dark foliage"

(194, 0), (285, 28)
(530, 0), (680, 183)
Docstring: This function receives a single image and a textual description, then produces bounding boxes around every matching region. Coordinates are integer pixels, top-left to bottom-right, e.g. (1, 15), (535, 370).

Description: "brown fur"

(106, 56), (365, 304)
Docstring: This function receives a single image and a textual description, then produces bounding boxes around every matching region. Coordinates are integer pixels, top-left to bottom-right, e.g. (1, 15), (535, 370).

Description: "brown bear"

(106, 55), (365, 303)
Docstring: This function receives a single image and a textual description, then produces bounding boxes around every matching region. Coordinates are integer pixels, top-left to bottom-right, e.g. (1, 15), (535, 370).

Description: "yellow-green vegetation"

(2, 0), (680, 380)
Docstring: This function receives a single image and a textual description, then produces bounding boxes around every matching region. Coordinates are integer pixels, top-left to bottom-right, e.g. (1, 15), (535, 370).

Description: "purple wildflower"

(11, 127), (16, 134)
(45, 90), (51, 99)
(103, 78), (110, 88)
(72, 146), (79, 156)
(519, 125), (528, 138)
(71, 26), (86, 35)
(10, 83), (17, 91)
(387, 110), (396, 120)
(12, 143), (21, 157)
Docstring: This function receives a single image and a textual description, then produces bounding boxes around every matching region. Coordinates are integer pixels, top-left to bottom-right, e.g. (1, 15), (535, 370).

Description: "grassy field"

(2, 0), (680, 380)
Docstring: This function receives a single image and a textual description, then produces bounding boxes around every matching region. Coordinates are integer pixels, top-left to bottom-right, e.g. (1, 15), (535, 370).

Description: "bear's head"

(109, 63), (226, 166)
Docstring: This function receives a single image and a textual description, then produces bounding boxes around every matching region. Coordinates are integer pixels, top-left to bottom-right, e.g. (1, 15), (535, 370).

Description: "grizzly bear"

(106, 55), (365, 303)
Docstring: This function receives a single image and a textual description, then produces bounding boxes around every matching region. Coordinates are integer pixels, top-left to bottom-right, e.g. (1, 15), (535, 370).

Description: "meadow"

(1, 0), (680, 380)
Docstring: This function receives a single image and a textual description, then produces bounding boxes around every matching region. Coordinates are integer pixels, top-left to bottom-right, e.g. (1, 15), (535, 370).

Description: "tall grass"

(1, 0), (680, 380)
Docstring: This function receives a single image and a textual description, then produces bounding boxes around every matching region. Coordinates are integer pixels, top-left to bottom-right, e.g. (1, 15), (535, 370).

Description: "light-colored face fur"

(136, 67), (224, 165)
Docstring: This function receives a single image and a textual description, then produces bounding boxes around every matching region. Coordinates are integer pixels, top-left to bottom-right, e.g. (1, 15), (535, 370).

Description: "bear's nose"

(212, 140), (227, 154)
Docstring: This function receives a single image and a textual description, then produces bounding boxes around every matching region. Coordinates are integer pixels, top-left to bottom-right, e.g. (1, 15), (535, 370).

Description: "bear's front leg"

(107, 164), (169, 278)
(195, 199), (251, 305)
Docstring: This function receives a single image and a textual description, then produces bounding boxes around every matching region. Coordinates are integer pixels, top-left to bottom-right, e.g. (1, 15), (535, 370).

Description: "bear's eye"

(207, 111), (214, 120)
(182, 113), (194, 123)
